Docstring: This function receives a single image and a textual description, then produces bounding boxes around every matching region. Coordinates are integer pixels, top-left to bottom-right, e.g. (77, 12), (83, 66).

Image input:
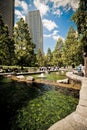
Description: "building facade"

(0, 0), (14, 36)
(26, 10), (43, 54)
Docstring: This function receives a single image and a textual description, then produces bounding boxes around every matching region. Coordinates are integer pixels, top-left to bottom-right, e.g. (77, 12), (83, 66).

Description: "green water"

(0, 76), (79, 130)
(32, 71), (66, 81)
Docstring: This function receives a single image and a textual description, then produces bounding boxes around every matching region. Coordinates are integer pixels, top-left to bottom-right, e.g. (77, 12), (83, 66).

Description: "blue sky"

(15, 0), (79, 54)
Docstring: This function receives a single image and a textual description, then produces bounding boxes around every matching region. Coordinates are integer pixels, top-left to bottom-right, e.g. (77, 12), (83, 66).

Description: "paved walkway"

(48, 72), (87, 130)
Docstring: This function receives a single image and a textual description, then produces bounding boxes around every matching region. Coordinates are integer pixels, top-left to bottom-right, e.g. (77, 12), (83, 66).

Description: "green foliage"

(62, 26), (83, 66)
(36, 48), (44, 67)
(71, 0), (87, 75)
(46, 48), (53, 66)
(0, 15), (15, 65)
(52, 38), (64, 67)
(72, 0), (87, 47)
(13, 18), (36, 67)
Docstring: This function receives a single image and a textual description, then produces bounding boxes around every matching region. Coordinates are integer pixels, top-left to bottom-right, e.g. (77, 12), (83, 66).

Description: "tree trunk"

(84, 57), (87, 77)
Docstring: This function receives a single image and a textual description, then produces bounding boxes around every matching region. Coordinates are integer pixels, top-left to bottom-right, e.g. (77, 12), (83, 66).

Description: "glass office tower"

(0, 0), (14, 36)
(26, 10), (43, 54)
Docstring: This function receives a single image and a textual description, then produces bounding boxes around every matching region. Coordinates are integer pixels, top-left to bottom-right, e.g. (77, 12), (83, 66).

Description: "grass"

(28, 71), (66, 82)
(45, 72), (66, 81)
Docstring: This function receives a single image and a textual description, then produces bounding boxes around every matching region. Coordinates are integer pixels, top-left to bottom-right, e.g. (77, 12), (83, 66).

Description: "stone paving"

(48, 72), (87, 130)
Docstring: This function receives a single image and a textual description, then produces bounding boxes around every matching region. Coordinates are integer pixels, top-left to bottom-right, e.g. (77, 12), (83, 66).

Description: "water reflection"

(0, 76), (79, 130)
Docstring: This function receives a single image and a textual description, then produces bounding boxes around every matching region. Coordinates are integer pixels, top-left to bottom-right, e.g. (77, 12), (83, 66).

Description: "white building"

(25, 10), (43, 54)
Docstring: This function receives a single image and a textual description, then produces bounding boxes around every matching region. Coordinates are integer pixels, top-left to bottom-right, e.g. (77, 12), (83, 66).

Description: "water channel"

(0, 74), (79, 130)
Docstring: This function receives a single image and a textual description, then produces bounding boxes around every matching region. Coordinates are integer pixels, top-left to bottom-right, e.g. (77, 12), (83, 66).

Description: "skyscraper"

(26, 10), (43, 54)
(0, 0), (14, 36)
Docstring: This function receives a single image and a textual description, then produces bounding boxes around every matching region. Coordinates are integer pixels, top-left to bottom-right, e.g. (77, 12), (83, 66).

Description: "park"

(0, 0), (87, 130)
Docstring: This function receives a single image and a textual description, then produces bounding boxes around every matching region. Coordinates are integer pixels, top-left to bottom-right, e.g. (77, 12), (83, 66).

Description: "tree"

(72, 0), (87, 76)
(13, 18), (36, 67)
(36, 48), (44, 67)
(62, 26), (83, 66)
(46, 48), (53, 66)
(52, 38), (64, 67)
(0, 15), (15, 65)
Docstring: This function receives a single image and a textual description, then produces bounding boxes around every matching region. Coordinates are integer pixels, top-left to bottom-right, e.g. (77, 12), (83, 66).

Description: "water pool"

(0, 76), (79, 130)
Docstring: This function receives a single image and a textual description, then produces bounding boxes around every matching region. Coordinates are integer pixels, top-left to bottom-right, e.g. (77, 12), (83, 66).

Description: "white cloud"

(42, 0), (79, 12)
(53, 9), (63, 17)
(15, 0), (28, 21)
(50, 0), (70, 8)
(44, 30), (64, 41)
(52, 30), (59, 35)
(52, 30), (64, 41)
(15, 0), (28, 11)
(52, 35), (63, 41)
(15, 0), (79, 21)
(70, 0), (79, 11)
(43, 19), (58, 31)
(50, 0), (79, 11)
(33, 0), (79, 18)
(34, 0), (49, 17)
(15, 9), (25, 19)
(21, 1), (28, 13)
(44, 34), (51, 38)
(15, 0), (21, 6)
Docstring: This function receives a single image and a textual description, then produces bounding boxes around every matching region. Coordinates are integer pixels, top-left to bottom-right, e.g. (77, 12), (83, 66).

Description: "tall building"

(0, 0), (14, 36)
(26, 10), (43, 53)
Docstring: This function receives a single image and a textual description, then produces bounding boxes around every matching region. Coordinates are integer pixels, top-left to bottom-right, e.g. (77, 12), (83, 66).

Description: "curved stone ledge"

(48, 72), (87, 130)
(66, 72), (83, 82)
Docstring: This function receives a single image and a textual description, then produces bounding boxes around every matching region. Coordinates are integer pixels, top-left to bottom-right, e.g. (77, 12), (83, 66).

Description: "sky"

(15, 0), (79, 54)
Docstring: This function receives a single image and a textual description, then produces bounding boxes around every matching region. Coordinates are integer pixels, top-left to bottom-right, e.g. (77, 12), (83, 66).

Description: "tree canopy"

(72, 0), (87, 49)
(52, 38), (64, 67)
(13, 18), (36, 67)
(36, 48), (44, 67)
(0, 15), (15, 65)
(62, 26), (83, 66)
(72, 0), (87, 76)
(46, 48), (53, 66)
